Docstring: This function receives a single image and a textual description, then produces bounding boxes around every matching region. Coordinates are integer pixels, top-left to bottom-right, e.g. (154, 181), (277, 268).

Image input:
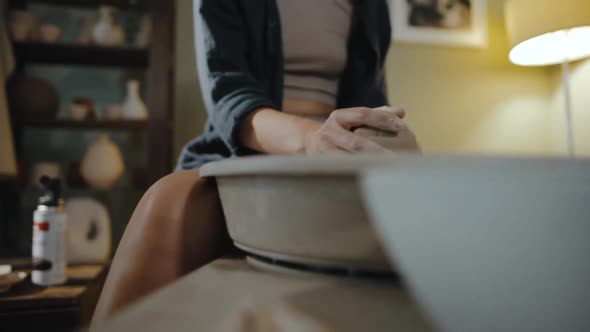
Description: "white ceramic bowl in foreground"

(200, 154), (428, 272)
(361, 157), (590, 332)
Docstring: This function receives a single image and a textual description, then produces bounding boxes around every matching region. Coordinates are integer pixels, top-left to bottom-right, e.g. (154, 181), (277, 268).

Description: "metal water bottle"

(32, 176), (67, 286)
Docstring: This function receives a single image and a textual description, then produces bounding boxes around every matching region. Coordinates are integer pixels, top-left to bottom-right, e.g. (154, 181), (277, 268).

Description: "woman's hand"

(303, 106), (407, 155)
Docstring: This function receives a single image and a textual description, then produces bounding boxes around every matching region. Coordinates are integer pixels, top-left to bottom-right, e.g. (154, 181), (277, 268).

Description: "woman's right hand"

(303, 106), (407, 155)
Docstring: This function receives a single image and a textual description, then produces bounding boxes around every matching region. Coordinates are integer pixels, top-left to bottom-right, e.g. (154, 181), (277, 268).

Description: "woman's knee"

(137, 170), (209, 223)
(134, 170), (228, 269)
(130, 169), (226, 247)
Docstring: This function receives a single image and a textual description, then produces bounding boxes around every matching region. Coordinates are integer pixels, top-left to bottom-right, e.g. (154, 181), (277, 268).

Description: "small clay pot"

(69, 98), (95, 121)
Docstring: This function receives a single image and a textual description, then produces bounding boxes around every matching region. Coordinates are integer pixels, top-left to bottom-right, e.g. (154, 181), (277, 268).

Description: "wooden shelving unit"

(2, 0), (176, 257)
(7, 0), (175, 186)
(10, 0), (145, 10)
(12, 42), (149, 68)
(22, 119), (148, 130)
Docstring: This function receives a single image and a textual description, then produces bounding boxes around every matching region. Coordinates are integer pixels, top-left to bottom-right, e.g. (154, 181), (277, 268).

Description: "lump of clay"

(353, 112), (421, 153)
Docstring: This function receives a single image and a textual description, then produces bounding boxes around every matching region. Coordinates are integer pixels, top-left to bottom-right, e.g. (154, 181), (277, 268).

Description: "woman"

(93, 0), (415, 322)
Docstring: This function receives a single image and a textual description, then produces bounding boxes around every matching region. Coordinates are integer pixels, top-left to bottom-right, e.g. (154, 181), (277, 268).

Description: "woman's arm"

(239, 106), (407, 155)
(198, 0), (407, 156)
(196, 0), (277, 155)
(238, 108), (322, 155)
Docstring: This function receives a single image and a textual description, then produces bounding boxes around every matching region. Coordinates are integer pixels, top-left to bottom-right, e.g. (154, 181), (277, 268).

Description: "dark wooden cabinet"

(0, 264), (109, 330)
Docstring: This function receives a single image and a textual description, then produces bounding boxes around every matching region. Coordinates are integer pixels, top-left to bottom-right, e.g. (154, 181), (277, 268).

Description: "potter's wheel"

(244, 249), (398, 280)
(200, 155), (413, 273)
(236, 242), (393, 277)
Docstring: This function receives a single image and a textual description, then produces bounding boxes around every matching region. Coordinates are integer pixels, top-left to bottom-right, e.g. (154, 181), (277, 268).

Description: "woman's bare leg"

(91, 170), (230, 325)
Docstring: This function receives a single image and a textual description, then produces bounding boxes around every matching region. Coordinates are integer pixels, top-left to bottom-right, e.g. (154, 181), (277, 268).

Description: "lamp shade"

(505, 0), (590, 66)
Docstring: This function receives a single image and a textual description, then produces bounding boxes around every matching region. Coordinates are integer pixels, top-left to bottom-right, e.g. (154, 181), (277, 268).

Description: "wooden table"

(96, 258), (434, 332)
(0, 264), (108, 330)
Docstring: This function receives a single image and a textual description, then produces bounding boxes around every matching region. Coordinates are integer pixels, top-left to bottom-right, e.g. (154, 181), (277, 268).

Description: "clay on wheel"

(353, 111), (421, 152)
(354, 127), (420, 152)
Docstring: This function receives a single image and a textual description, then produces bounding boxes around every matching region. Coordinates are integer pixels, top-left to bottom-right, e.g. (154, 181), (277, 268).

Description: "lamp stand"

(561, 61), (575, 158)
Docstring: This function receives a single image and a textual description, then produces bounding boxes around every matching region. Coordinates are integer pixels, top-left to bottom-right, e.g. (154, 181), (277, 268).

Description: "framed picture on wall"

(391, 0), (488, 48)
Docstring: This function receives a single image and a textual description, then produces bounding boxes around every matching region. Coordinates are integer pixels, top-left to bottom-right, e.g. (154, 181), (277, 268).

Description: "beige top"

(277, 0), (353, 108)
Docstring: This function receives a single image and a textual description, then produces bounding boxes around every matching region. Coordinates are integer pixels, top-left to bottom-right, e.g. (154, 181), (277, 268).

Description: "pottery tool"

(0, 258), (53, 273)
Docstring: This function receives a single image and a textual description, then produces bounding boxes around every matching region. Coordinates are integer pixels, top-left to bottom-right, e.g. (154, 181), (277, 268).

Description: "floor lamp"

(505, 0), (590, 158)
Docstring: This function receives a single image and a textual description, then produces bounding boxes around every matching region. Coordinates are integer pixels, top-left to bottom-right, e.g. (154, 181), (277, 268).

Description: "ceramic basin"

(361, 157), (590, 332)
(200, 154), (425, 272)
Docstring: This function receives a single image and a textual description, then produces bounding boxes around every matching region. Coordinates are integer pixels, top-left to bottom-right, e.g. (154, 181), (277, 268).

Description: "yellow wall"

(386, 0), (559, 156)
(174, 0), (589, 160)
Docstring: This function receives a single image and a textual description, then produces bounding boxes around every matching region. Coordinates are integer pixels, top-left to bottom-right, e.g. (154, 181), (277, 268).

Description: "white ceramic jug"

(121, 80), (148, 120)
(92, 6), (124, 47)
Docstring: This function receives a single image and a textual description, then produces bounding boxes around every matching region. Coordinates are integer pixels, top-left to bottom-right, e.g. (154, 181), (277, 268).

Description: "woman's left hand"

(353, 106), (421, 153)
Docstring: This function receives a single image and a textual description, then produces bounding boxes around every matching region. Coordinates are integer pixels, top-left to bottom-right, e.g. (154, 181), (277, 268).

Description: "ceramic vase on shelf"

(121, 80), (148, 120)
(92, 6), (124, 47)
(135, 15), (152, 48)
(80, 135), (125, 191)
(65, 198), (111, 264)
(39, 24), (62, 43)
(76, 16), (96, 44)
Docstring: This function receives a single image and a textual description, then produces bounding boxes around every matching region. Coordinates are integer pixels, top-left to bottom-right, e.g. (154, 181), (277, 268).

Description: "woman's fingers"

(304, 106), (410, 155)
(375, 106), (406, 119)
(332, 107), (405, 134)
(325, 124), (388, 153)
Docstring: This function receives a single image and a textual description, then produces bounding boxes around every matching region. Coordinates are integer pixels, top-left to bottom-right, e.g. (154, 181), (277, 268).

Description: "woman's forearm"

(238, 108), (322, 155)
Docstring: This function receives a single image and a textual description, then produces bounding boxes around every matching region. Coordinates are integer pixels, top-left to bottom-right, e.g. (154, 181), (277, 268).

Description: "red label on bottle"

(34, 222), (50, 232)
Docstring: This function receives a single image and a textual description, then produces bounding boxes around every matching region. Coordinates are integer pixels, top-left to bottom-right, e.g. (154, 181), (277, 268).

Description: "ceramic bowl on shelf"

(200, 154), (424, 272)
(68, 98), (95, 121)
(361, 157), (590, 332)
(39, 24), (62, 43)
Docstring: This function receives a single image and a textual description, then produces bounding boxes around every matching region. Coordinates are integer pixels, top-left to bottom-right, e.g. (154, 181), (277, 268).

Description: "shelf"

(13, 42), (149, 68)
(20, 187), (146, 195)
(22, 119), (148, 130)
(10, 0), (146, 10)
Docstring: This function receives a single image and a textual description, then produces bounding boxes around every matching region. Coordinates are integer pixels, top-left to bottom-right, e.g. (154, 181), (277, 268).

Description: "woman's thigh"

(118, 169), (229, 274)
(93, 169), (229, 321)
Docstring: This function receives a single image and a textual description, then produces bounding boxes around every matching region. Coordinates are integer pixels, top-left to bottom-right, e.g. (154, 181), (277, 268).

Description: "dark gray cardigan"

(177, 0), (392, 170)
